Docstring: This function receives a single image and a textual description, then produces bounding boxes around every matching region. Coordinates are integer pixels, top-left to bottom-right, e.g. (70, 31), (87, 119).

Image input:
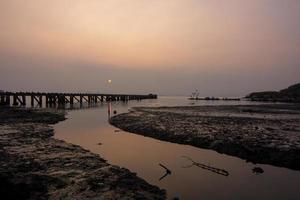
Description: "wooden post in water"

(38, 95), (42, 107)
(79, 95), (82, 105)
(58, 95), (65, 105)
(0, 95), (5, 105)
(13, 95), (18, 106)
(31, 95), (34, 107)
(0, 95), (4, 105)
(50, 95), (55, 106)
(5, 95), (10, 106)
(45, 95), (49, 106)
(21, 95), (26, 106)
(47, 95), (51, 106)
(70, 95), (74, 105)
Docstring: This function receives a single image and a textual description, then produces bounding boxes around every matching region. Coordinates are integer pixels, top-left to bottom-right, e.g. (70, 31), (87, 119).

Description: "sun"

(107, 79), (112, 84)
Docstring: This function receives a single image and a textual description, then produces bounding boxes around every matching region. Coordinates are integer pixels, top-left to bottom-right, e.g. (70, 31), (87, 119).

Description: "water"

(54, 96), (300, 200)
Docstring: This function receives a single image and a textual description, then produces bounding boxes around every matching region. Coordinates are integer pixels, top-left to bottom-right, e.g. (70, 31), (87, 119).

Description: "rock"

(252, 167), (264, 174)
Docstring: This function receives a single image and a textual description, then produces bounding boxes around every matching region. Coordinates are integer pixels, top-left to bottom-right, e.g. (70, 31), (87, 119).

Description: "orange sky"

(0, 0), (299, 95)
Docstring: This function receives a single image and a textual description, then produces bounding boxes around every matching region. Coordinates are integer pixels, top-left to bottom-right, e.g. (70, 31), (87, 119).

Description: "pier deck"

(0, 92), (157, 107)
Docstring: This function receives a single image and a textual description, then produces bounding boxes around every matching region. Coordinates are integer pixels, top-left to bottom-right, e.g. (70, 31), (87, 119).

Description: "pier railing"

(0, 91), (157, 107)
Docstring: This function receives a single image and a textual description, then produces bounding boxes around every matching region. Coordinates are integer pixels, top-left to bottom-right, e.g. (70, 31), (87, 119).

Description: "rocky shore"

(110, 104), (300, 170)
(246, 83), (300, 102)
(0, 107), (166, 200)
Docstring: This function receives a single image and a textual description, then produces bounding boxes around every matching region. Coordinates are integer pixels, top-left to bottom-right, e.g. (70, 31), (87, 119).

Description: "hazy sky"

(0, 0), (299, 96)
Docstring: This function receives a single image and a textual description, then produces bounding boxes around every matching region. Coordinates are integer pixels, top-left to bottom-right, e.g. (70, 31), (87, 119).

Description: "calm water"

(54, 97), (300, 200)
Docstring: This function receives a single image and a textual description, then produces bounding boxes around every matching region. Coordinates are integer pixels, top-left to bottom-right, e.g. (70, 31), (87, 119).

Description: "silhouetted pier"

(0, 91), (157, 107)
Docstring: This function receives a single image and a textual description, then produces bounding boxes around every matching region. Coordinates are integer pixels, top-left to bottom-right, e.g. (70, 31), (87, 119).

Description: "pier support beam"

(5, 95), (10, 106)
(39, 95), (42, 107)
(13, 95), (18, 106)
(0, 95), (4, 105)
(58, 95), (65, 105)
(21, 95), (26, 106)
(31, 95), (34, 107)
(74, 96), (80, 104)
(80, 96), (83, 105)
(70, 95), (74, 105)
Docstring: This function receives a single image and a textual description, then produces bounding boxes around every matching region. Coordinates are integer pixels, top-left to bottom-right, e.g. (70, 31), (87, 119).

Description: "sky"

(0, 0), (299, 96)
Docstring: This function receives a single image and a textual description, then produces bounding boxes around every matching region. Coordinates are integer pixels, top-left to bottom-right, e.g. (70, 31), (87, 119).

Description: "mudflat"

(110, 104), (300, 170)
(0, 107), (166, 200)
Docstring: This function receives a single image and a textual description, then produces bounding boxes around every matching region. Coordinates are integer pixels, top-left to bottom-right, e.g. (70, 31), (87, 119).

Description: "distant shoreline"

(0, 107), (165, 199)
(110, 104), (300, 170)
(246, 83), (300, 103)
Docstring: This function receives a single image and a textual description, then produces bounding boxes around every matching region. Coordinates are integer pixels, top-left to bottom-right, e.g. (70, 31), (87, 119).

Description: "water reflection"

(107, 101), (111, 119)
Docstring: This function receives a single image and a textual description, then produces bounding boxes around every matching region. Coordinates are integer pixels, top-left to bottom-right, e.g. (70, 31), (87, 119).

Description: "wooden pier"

(0, 92), (157, 107)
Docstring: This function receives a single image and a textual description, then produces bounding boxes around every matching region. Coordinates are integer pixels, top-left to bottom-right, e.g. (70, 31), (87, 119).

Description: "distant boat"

(190, 90), (200, 99)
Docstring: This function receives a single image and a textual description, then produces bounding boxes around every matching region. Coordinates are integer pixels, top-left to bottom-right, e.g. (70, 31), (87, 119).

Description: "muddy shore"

(0, 107), (166, 200)
(110, 104), (300, 170)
